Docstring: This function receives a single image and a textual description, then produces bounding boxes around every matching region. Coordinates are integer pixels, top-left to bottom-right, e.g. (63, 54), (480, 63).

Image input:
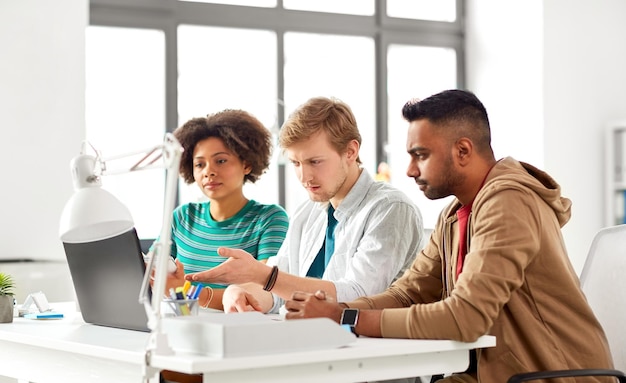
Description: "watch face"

(341, 308), (359, 326)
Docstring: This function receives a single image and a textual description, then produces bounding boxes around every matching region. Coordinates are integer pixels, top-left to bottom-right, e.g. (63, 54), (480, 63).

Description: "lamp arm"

(96, 144), (166, 176)
(132, 133), (183, 364)
(146, 133), (183, 324)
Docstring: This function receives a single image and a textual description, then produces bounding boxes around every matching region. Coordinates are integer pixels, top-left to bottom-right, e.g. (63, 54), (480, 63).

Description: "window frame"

(89, 0), (465, 230)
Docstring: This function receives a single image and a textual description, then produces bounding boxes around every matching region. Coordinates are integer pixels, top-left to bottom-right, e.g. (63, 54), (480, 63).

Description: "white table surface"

(0, 308), (495, 383)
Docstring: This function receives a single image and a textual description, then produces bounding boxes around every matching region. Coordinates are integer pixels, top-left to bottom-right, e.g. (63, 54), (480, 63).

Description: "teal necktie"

(324, 205), (338, 267)
(306, 205), (338, 278)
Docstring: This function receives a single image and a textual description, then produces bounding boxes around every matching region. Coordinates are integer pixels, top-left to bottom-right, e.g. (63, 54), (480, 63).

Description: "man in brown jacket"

(284, 89), (613, 382)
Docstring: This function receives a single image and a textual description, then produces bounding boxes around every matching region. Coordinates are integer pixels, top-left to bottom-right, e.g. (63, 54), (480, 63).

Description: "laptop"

(62, 228), (151, 332)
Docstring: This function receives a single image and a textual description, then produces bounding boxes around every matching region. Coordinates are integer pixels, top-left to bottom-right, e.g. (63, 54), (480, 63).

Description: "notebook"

(62, 228), (151, 332)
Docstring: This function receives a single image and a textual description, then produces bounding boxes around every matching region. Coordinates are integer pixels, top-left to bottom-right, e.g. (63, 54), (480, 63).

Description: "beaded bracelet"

(201, 286), (214, 309)
(263, 265), (279, 291)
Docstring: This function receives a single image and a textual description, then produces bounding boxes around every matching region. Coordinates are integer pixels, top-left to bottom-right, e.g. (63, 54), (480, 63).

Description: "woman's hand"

(163, 259), (186, 297)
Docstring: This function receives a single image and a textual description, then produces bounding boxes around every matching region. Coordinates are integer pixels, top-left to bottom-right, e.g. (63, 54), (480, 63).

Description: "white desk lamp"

(59, 133), (183, 380)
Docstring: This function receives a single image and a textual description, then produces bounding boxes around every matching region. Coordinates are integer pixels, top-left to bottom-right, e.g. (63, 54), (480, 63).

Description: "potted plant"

(0, 273), (16, 323)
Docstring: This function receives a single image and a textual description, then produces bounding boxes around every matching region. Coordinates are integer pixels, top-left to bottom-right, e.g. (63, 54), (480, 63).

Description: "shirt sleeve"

(266, 229), (292, 314)
(333, 200), (424, 302)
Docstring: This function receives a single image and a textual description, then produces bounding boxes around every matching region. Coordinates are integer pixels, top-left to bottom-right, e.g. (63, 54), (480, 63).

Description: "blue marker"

(24, 312), (64, 319)
(191, 283), (203, 299)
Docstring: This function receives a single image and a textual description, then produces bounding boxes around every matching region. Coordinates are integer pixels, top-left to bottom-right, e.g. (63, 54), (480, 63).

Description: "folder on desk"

(162, 311), (356, 358)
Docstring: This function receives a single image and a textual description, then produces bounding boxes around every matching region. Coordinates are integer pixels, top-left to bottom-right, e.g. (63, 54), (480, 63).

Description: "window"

(177, 25), (279, 206)
(283, 32), (375, 210)
(181, 0), (275, 7)
(386, 44), (458, 226)
(283, 0), (374, 15)
(85, 26), (166, 239)
(387, 0), (456, 22)
(89, 0), (464, 232)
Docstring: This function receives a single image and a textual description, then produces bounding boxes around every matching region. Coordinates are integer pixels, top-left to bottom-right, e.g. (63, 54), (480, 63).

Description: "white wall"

(0, 0), (87, 262)
(0, 0), (86, 304)
(466, 0), (626, 273)
(465, 0), (544, 166)
(544, 0), (626, 272)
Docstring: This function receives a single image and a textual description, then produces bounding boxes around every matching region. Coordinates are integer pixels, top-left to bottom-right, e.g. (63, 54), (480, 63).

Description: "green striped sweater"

(171, 199), (288, 288)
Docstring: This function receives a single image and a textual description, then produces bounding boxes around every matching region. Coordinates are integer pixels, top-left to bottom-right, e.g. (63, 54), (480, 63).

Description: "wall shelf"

(605, 121), (626, 226)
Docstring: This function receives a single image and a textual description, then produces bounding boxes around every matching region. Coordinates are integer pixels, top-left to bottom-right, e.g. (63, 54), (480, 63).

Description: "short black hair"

(401, 89), (491, 151)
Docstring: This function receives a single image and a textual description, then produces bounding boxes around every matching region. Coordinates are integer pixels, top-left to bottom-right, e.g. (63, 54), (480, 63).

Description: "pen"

(175, 287), (191, 315)
(168, 287), (180, 315)
(182, 280), (191, 296)
(191, 283), (203, 300)
(24, 312), (64, 319)
(186, 285), (196, 299)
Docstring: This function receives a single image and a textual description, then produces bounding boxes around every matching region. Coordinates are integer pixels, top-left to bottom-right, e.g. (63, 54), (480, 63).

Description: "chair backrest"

(579, 224), (626, 371)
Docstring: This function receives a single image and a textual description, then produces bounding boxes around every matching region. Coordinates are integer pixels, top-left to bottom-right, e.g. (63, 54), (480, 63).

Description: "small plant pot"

(0, 295), (14, 323)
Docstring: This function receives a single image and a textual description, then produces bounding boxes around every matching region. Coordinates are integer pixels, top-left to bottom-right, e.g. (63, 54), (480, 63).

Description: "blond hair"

(279, 97), (362, 164)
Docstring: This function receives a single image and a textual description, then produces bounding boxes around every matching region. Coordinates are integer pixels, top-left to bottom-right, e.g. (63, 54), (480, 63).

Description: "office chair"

(507, 224), (626, 383)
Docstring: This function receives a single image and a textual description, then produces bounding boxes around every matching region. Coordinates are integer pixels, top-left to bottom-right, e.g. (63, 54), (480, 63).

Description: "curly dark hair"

(173, 109), (273, 185)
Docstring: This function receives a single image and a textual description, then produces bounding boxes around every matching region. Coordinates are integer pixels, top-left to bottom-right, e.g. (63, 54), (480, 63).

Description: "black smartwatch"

(340, 308), (359, 336)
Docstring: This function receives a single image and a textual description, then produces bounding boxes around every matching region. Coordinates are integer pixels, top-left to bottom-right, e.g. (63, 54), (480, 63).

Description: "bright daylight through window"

(87, 0), (463, 238)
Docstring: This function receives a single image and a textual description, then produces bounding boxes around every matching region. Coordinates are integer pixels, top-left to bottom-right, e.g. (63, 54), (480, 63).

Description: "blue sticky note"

(24, 312), (64, 319)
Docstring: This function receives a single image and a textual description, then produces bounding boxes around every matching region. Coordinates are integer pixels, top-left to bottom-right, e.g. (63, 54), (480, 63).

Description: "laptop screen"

(63, 228), (150, 332)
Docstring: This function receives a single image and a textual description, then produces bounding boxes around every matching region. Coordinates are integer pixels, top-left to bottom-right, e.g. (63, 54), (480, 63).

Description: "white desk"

(0, 311), (495, 383)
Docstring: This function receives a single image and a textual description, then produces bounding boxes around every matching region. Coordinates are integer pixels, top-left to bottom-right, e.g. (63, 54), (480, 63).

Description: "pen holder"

(163, 298), (199, 317)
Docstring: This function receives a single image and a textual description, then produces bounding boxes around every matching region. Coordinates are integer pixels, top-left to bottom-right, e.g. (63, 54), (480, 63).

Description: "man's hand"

(185, 248), (270, 285)
(222, 284), (264, 313)
(284, 290), (343, 323)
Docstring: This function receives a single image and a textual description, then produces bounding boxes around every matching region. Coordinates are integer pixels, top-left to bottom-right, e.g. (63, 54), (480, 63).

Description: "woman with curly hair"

(164, 109), (288, 312)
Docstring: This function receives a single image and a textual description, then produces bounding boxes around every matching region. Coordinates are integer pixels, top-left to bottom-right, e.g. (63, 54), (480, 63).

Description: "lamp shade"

(59, 186), (134, 243)
(59, 150), (134, 243)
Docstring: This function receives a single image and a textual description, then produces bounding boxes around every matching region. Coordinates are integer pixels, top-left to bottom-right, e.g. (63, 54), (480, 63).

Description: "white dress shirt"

(267, 168), (424, 312)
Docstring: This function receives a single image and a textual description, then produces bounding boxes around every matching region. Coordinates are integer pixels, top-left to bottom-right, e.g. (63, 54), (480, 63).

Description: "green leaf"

(0, 273), (15, 296)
